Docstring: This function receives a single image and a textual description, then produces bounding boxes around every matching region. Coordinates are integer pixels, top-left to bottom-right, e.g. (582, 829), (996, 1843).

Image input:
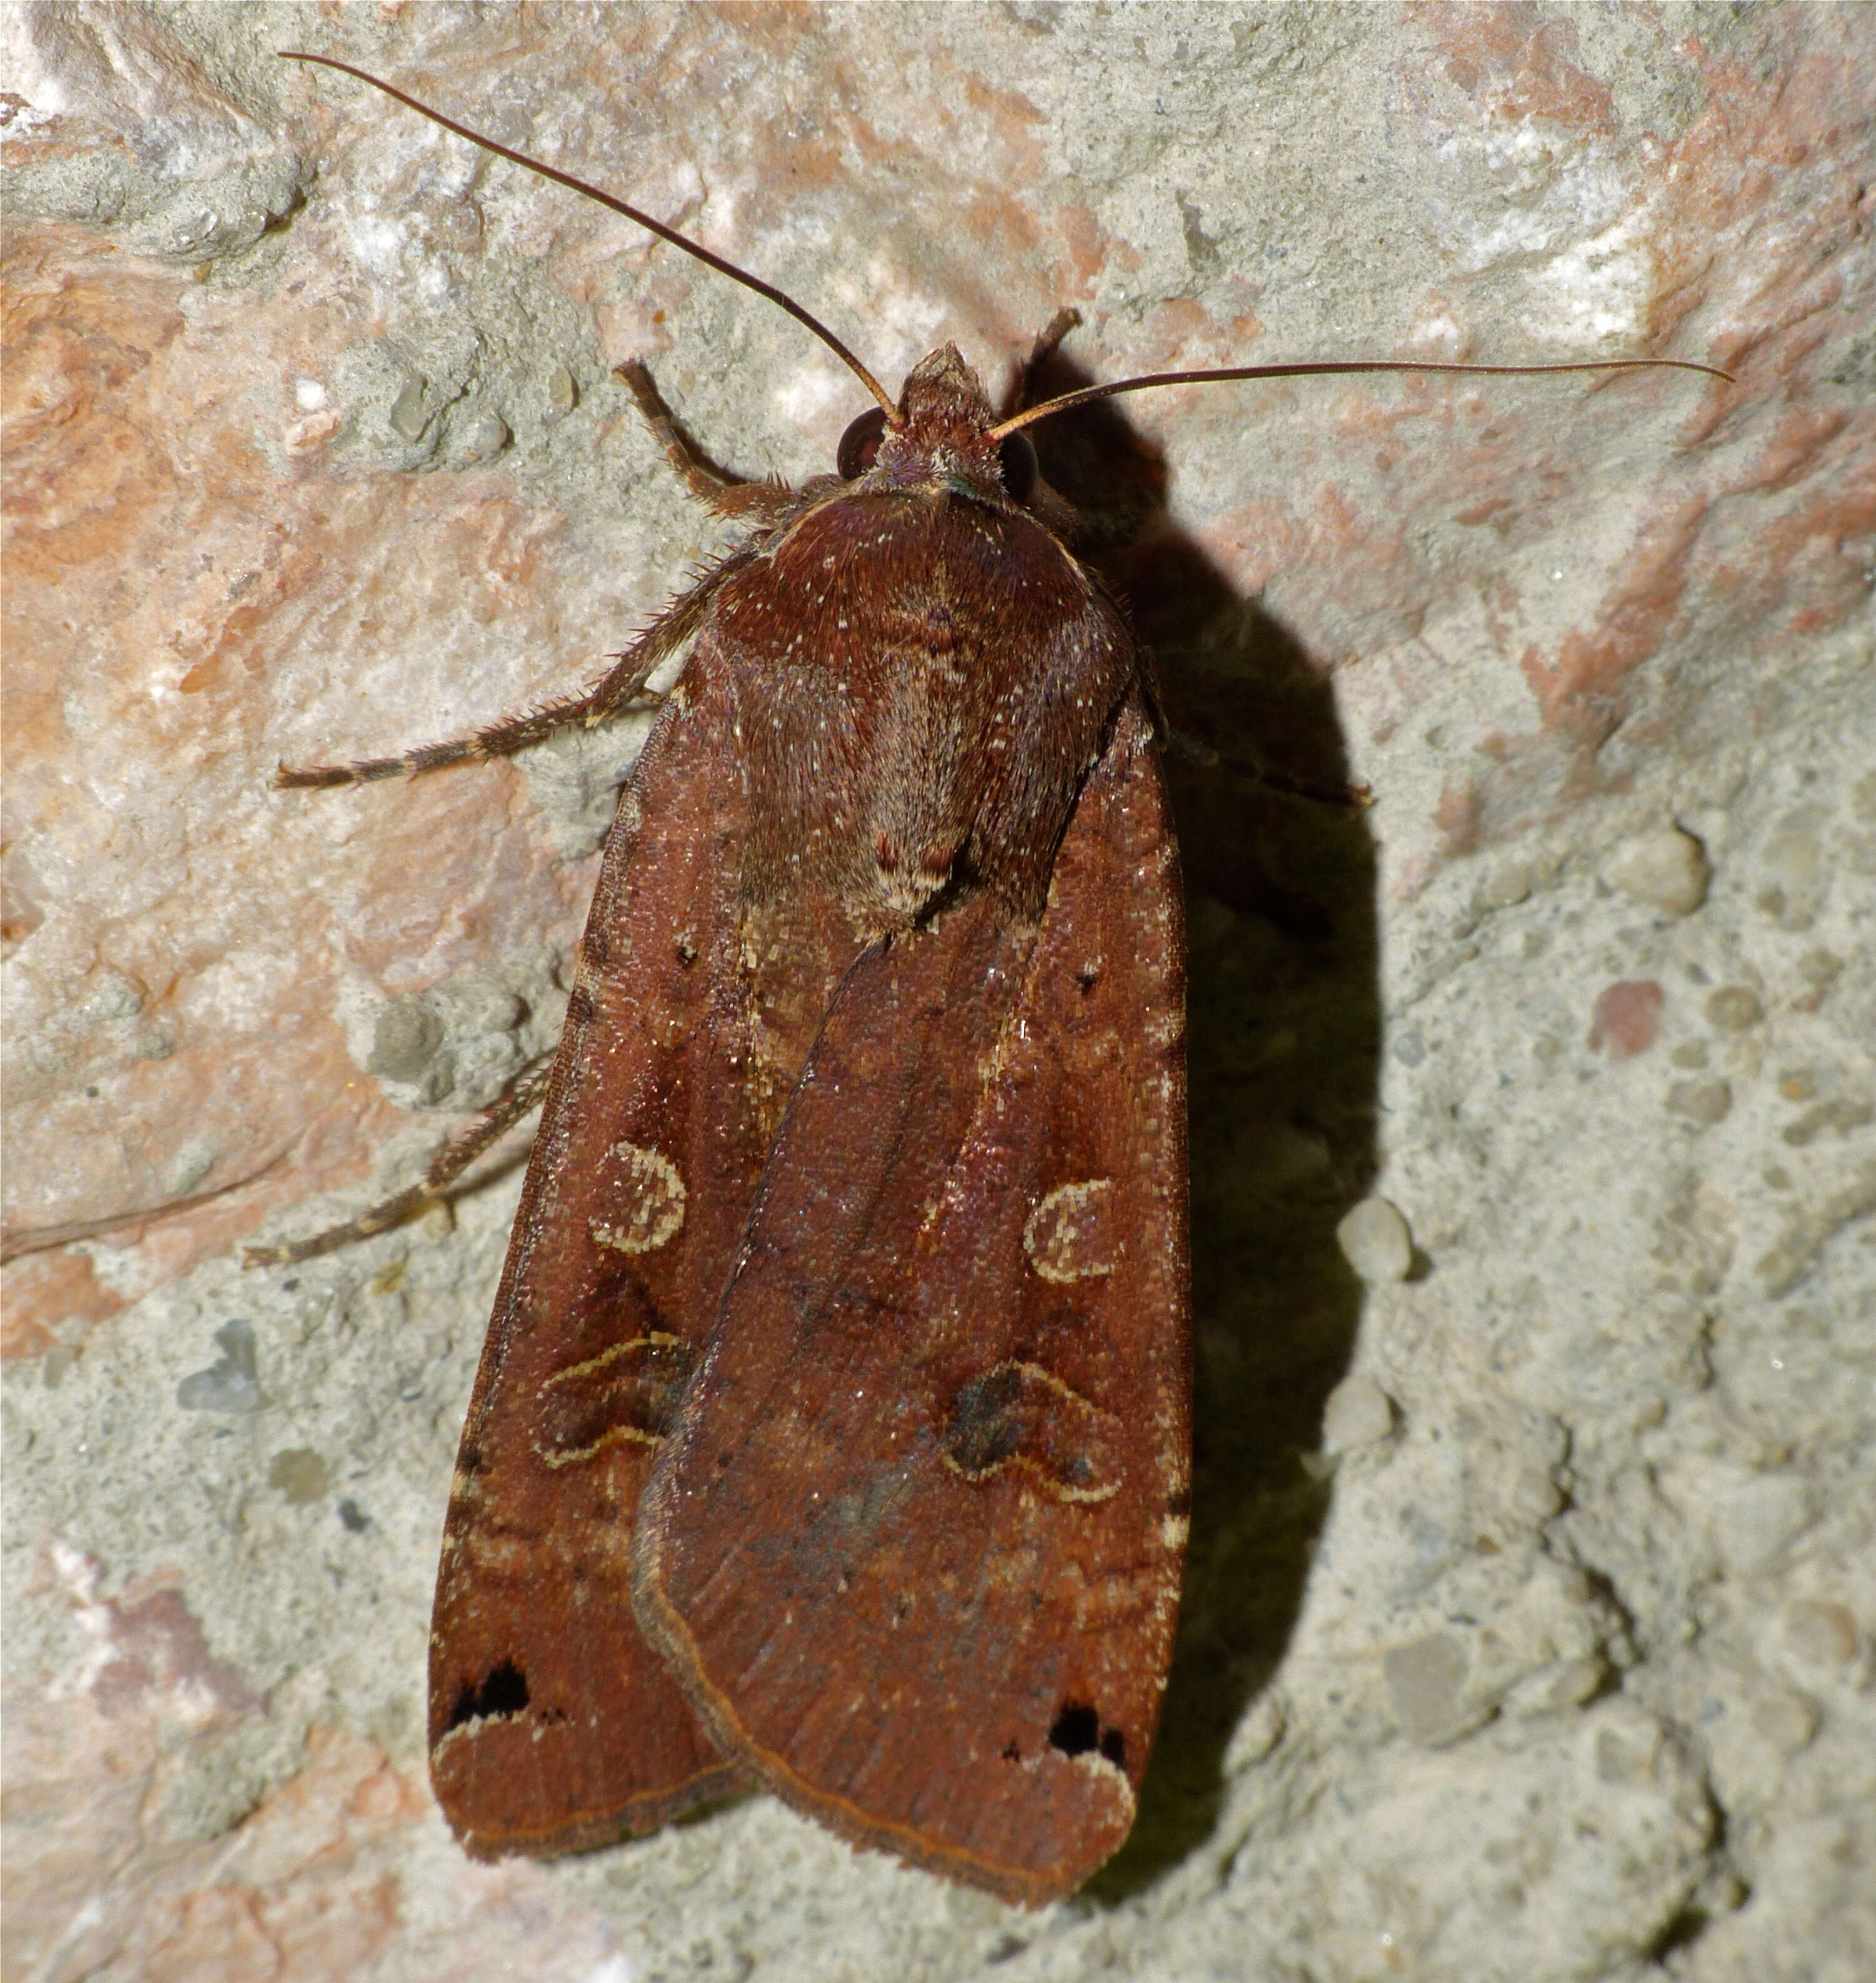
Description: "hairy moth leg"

(276, 540), (758, 789)
(245, 1057), (555, 1267)
(614, 360), (799, 526)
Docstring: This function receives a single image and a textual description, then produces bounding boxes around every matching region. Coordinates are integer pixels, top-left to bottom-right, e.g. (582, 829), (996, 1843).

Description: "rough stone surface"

(4, 4), (1872, 1980)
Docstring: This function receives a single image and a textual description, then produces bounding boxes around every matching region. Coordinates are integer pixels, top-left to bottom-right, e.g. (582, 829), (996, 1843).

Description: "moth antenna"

(278, 51), (897, 417)
(988, 355), (1737, 440)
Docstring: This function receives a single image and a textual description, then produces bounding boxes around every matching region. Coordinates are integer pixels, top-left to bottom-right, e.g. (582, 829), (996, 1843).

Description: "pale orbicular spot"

(1023, 1178), (1116, 1282)
(589, 1141), (686, 1254)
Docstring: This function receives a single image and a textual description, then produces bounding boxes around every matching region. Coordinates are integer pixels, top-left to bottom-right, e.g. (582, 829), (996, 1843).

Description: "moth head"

(837, 345), (1038, 507)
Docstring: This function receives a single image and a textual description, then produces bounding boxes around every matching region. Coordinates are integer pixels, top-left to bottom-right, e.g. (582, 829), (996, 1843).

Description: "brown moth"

(253, 53), (1728, 1905)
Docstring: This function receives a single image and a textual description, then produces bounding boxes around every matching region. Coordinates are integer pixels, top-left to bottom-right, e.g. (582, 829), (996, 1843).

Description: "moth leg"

(616, 360), (797, 526)
(275, 549), (747, 788)
(1166, 726), (1373, 810)
(244, 1057), (553, 1268)
(1014, 307), (1082, 413)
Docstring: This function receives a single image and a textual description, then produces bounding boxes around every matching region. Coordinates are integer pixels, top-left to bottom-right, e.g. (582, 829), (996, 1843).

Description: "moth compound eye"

(837, 406), (889, 480)
(997, 430), (1037, 503)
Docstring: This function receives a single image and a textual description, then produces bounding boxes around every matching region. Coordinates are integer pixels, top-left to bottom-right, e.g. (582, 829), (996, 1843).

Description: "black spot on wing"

(447, 1658), (529, 1731)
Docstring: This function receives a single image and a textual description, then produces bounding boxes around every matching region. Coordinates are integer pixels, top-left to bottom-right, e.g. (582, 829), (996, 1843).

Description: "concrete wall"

(4, 4), (1871, 1978)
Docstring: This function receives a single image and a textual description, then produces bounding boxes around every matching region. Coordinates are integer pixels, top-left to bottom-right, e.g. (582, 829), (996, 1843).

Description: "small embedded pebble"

(1475, 861), (1533, 911)
(548, 363), (578, 415)
(370, 997), (445, 1081)
(1667, 1077), (1732, 1125)
(268, 1448), (331, 1504)
(1535, 1655), (1605, 1713)
(1705, 985), (1763, 1031)
(1321, 1373), (1396, 1453)
(1591, 1717), (1665, 1786)
(176, 1320), (262, 1414)
(1783, 1099), (1875, 1146)
(456, 410), (510, 463)
(1588, 979), (1665, 1059)
(1782, 1599), (1859, 1670)
(1603, 827), (1710, 916)
(1336, 1197), (1413, 1283)
(1383, 1632), (1477, 1746)
(1751, 1691), (1819, 1755)
(388, 376), (430, 442)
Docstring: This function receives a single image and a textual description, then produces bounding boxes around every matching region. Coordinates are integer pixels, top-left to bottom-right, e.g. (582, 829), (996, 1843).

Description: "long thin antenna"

(278, 51), (897, 416)
(990, 355), (1735, 439)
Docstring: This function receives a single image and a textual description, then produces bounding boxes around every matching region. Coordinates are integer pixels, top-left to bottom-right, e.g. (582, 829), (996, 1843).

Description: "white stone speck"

(1336, 1196), (1413, 1283)
(1602, 827), (1711, 916)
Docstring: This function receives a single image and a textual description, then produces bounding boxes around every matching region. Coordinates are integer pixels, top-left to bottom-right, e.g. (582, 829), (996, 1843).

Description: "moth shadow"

(1031, 359), (1381, 1900)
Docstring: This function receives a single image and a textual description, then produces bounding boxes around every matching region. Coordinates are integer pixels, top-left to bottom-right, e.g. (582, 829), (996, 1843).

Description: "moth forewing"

(629, 690), (1189, 1907)
(425, 639), (759, 1855)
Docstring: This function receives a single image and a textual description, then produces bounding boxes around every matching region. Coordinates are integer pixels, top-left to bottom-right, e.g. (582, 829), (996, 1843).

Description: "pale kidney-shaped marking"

(588, 1141), (687, 1254)
(942, 1360), (1122, 1505)
(1022, 1178), (1116, 1283)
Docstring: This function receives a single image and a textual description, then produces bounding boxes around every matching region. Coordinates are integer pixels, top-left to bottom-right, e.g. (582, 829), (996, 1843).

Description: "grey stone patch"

(1384, 1631), (1483, 1747)
(175, 1319), (261, 1414)
(143, 1711), (311, 1846)
(519, 710), (661, 860)
(3, 9), (310, 263)
(163, 1133), (221, 1198)
(341, 947), (567, 1113)
(126, 153), (310, 266)
(367, 999), (445, 1085)
(5, 966), (176, 1113)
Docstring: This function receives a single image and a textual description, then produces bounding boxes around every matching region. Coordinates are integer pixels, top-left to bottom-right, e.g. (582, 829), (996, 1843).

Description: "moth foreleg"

(1014, 306), (1083, 413)
(1166, 726), (1374, 811)
(615, 360), (797, 525)
(274, 553), (747, 789)
(244, 1057), (553, 1268)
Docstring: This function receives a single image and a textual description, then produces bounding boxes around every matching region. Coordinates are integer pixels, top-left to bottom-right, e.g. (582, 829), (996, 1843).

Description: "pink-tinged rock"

(1588, 979), (1666, 1059)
